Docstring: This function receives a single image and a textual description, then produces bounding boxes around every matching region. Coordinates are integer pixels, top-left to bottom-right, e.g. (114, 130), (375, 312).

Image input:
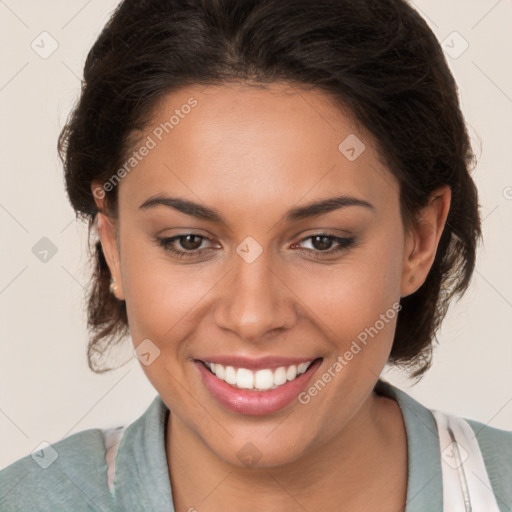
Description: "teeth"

(274, 366), (287, 386)
(224, 365), (237, 385)
(298, 362), (309, 374)
(286, 365), (297, 381)
(237, 368), (255, 389)
(204, 360), (315, 391)
(213, 363), (225, 380)
(254, 369), (274, 390)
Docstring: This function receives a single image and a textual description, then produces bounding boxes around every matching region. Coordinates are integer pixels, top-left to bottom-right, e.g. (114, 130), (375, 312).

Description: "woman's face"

(93, 82), (447, 467)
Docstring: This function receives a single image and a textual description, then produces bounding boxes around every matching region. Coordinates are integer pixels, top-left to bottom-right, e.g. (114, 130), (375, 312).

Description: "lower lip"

(194, 359), (323, 416)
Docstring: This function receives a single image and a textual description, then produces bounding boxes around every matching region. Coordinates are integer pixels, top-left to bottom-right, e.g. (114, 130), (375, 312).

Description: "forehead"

(118, 82), (398, 220)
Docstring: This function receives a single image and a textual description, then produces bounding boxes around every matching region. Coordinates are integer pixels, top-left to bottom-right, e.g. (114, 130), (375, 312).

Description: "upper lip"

(195, 355), (321, 371)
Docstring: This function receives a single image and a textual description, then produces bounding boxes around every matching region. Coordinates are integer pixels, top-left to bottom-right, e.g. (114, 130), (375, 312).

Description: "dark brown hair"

(58, 0), (482, 380)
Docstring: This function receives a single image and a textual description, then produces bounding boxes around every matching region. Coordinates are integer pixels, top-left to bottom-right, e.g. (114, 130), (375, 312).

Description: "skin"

(92, 81), (451, 512)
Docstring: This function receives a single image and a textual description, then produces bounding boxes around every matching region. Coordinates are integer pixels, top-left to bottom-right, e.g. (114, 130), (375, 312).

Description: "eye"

(153, 232), (356, 261)
(153, 233), (217, 259)
(291, 233), (356, 258)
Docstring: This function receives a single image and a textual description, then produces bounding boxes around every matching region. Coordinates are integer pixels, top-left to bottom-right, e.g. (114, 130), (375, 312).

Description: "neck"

(166, 390), (407, 512)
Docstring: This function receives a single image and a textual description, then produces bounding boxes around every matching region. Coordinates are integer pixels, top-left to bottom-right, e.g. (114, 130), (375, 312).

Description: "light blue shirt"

(1, 379), (511, 511)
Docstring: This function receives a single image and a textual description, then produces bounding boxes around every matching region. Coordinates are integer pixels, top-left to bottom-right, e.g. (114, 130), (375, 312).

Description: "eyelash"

(152, 233), (356, 260)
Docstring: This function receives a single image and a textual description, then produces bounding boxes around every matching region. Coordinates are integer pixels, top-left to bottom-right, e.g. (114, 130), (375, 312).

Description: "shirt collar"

(375, 378), (443, 511)
(114, 394), (175, 511)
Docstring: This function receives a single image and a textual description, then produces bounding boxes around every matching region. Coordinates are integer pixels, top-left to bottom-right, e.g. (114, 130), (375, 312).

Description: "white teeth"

(225, 365), (237, 385)
(214, 363), (225, 380)
(254, 369), (274, 390)
(273, 366), (287, 386)
(286, 365), (297, 381)
(236, 368), (254, 389)
(297, 362), (308, 374)
(204, 360), (315, 391)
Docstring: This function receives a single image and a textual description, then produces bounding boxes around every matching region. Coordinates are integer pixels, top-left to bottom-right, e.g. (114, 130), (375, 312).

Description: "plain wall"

(1, 0), (511, 469)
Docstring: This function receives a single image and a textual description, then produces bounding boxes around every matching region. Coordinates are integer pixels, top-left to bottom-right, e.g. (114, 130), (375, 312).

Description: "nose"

(213, 250), (298, 342)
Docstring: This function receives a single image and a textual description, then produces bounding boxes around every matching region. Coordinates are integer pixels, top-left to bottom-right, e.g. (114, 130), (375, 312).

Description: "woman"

(1, 0), (510, 510)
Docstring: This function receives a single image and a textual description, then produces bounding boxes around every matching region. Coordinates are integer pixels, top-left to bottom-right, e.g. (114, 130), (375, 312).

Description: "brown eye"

(293, 234), (356, 259)
(310, 234), (335, 251)
(153, 233), (215, 260)
(178, 234), (204, 251)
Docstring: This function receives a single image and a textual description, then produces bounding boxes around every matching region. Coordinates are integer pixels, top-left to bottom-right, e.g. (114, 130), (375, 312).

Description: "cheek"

(120, 247), (213, 402)
(303, 237), (402, 326)
(120, 239), (211, 346)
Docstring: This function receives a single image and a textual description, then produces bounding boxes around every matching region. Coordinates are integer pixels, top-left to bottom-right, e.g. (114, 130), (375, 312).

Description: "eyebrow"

(138, 193), (375, 226)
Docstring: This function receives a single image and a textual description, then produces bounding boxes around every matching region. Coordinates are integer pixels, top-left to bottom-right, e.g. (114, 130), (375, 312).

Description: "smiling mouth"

(198, 358), (323, 391)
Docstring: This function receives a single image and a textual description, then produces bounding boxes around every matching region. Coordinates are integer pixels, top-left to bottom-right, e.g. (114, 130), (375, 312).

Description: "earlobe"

(96, 212), (125, 301)
(91, 182), (125, 300)
(400, 185), (451, 298)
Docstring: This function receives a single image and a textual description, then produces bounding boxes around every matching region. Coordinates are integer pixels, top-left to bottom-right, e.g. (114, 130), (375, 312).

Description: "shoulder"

(464, 417), (512, 502)
(0, 428), (113, 512)
(464, 417), (512, 455)
(0, 396), (166, 512)
(433, 408), (512, 511)
(376, 379), (512, 510)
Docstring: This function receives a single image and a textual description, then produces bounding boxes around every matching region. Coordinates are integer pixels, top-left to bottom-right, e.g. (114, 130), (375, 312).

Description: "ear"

(400, 185), (451, 298)
(91, 182), (125, 301)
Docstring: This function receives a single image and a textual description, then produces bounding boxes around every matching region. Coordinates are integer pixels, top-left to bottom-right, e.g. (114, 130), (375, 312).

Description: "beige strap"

(432, 409), (501, 512)
(102, 426), (127, 494)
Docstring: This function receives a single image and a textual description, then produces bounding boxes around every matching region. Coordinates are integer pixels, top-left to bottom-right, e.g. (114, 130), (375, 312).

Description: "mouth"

(193, 357), (324, 416)
(197, 358), (322, 391)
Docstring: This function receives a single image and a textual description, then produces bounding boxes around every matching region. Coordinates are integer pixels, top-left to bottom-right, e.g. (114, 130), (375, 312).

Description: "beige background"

(1, 0), (511, 469)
